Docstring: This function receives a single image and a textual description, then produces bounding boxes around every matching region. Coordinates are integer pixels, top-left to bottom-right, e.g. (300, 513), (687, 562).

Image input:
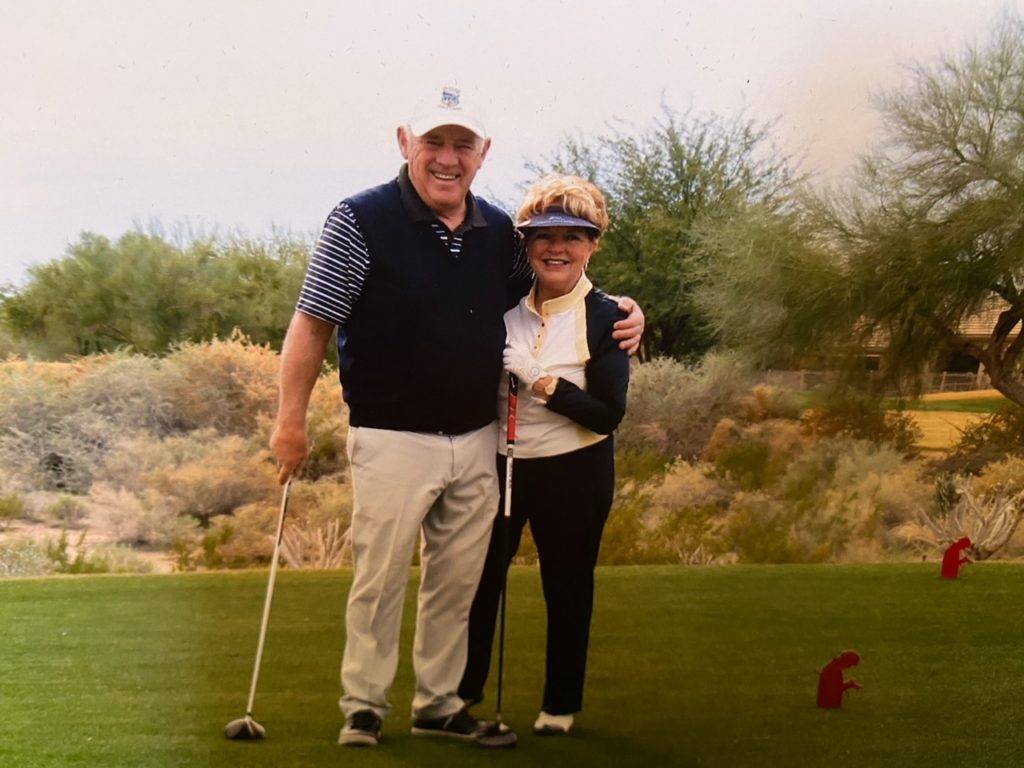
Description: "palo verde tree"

(705, 14), (1024, 407)
(1, 231), (310, 358)
(528, 108), (799, 361)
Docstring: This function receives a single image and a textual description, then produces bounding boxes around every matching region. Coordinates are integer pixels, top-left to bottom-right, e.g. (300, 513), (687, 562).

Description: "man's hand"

(270, 424), (309, 484)
(271, 311), (334, 485)
(504, 341), (548, 386)
(612, 296), (645, 356)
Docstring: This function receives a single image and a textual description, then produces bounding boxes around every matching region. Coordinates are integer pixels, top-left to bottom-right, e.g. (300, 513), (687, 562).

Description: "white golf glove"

(503, 341), (548, 386)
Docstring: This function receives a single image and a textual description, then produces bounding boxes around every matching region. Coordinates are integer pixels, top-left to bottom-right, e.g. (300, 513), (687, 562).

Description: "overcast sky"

(1, 0), (1017, 284)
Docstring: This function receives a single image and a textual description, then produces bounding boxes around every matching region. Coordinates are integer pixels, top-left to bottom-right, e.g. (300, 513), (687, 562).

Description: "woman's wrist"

(531, 376), (556, 400)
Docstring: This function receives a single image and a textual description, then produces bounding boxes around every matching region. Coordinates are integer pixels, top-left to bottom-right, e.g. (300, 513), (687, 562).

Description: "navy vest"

(341, 180), (514, 434)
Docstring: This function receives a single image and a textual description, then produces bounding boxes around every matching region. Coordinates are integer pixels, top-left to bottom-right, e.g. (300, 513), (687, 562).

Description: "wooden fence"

(763, 370), (990, 394)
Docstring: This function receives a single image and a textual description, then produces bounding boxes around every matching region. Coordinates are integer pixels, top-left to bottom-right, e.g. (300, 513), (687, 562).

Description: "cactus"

(280, 518), (351, 569)
(913, 479), (1024, 560)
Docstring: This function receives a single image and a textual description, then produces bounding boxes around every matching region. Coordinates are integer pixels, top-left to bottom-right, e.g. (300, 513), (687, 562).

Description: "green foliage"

(528, 108), (799, 359)
(1, 231), (310, 358)
(0, 538), (53, 577)
(801, 391), (922, 453)
(617, 353), (756, 460)
(944, 405), (1024, 473)
(713, 440), (784, 491)
(40, 530), (149, 574)
(704, 15), (1024, 405)
(720, 492), (843, 564)
(615, 448), (672, 486)
(0, 493), (25, 530)
(45, 495), (88, 528)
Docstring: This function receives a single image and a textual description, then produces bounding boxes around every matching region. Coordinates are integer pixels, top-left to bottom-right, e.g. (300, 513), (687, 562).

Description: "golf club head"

(224, 715), (266, 740)
(475, 721), (517, 749)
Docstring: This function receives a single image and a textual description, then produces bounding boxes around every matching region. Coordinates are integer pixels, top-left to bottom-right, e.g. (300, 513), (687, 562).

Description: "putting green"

(1, 565), (1022, 767)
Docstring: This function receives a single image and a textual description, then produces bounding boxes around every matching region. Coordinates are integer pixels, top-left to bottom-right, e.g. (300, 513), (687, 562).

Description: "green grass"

(2, 565), (1024, 767)
(883, 397), (1008, 413)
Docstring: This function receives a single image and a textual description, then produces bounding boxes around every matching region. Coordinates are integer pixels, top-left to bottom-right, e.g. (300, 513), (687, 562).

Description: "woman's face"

(526, 226), (599, 297)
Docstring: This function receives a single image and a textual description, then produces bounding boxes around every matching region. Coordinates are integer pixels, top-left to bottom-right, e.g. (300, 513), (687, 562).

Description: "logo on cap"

(441, 87), (461, 110)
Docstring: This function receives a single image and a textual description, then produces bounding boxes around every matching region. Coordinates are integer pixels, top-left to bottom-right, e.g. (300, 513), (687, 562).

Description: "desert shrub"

(615, 448), (672, 485)
(286, 478), (353, 529)
(147, 450), (277, 526)
(708, 438), (930, 563)
(85, 544), (155, 574)
(195, 503), (278, 569)
(101, 431), (277, 524)
(598, 488), (656, 565)
(67, 352), (178, 434)
(0, 360), (75, 435)
(801, 391), (921, 453)
(43, 530), (152, 574)
(0, 538), (54, 577)
(974, 456), (1024, 497)
(187, 478), (353, 570)
(45, 494), (89, 528)
(617, 353), (755, 460)
(770, 438), (929, 561)
(0, 493), (25, 530)
(638, 461), (731, 563)
(703, 418), (807, 491)
(718, 491), (843, 564)
(712, 439), (777, 491)
(829, 441), (930, 550)
(162, 332), (280, 434)
(0, 409), (117, 492)
(90, 484), (200, 548)
(255, 371), (349, 481)
(945, 406), (1024, 473)
(737, 384), (804, 423)
(301, 375), (349, 479)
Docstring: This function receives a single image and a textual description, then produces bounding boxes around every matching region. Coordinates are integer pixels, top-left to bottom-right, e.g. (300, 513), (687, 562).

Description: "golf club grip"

(503, 374), (518, 519)
(507, 374), (518, 444)
(245, 477), (291, 716)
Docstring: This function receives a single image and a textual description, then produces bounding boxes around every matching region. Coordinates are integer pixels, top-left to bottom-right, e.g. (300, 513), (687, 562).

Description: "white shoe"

(533, 711), (573, 735)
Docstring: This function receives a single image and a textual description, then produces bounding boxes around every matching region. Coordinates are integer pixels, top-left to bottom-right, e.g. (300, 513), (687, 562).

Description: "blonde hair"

(516, 174), (610, 235)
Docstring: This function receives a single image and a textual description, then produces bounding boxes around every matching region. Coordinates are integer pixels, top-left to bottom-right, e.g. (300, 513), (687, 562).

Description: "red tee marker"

(817, 650), (862, 709)
(941, 537), (972, 579)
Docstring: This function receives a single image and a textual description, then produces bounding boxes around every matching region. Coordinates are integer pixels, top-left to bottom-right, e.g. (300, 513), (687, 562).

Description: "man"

(270, 85), (643, 748)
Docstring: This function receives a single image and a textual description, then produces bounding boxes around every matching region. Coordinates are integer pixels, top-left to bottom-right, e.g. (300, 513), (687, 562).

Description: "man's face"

(397, 124), (490, 218)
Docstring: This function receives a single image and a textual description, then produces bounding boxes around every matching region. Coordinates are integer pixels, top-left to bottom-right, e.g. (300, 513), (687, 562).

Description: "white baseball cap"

(408, 85), (488, 139)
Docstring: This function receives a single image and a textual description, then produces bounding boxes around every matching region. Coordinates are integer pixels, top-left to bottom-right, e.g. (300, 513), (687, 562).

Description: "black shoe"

(411, 707), (483, 740)
(338, 710), (382, 747)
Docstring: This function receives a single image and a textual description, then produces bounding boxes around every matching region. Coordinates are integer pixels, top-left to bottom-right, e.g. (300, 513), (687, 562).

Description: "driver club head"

(224, 715), (266, 741)
(475, 721), (517, 749)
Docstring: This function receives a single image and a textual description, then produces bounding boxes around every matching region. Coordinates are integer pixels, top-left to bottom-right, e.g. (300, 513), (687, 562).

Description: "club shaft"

(245, 478), (291, 716)
(496, 374), (518, 720)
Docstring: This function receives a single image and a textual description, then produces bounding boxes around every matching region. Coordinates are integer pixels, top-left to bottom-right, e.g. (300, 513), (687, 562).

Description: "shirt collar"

(525, 273), (593, 317)
(397, 164), (486, 232)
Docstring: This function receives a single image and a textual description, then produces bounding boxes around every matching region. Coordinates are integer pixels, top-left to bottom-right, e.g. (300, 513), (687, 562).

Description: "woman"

(459, 175), (630, 735)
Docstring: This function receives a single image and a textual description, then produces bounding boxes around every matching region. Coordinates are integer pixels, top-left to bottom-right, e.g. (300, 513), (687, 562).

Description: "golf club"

(224, 476), (292, 740)
(476, 373), (519, 749)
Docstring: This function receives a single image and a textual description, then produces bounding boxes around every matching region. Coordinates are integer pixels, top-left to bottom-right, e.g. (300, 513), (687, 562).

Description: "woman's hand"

(504, 341), (548, 386)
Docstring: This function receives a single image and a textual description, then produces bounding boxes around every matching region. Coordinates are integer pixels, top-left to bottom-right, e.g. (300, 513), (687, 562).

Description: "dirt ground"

(0, 515), (176, 573)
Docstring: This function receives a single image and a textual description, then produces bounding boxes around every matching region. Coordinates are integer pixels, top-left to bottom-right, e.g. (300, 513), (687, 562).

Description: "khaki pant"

(340, 422), (499, 720)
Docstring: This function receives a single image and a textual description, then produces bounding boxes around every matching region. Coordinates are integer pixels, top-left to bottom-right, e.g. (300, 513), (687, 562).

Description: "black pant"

(459, 437), (615, 715)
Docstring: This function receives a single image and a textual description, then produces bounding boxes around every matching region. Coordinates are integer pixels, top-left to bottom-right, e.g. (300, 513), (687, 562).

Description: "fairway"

(2, 566), (1024, 768)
